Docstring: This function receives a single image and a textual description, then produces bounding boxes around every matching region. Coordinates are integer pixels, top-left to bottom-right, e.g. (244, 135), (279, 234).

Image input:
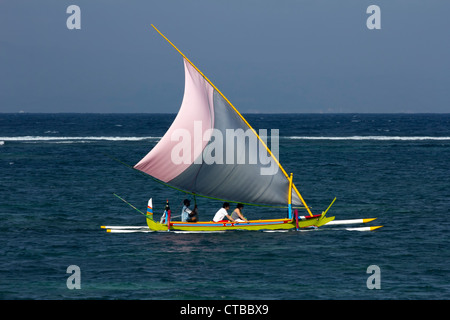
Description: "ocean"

(1, 113), (449, 301)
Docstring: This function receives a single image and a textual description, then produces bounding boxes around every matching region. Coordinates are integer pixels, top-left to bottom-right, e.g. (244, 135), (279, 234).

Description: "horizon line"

(2, 111), (450, 115)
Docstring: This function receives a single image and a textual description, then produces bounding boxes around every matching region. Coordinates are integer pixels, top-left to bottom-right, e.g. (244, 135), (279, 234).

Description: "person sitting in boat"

(212, 202), (236, 223)
(181, 199), (198, 222)
(231, 203), (248, 223)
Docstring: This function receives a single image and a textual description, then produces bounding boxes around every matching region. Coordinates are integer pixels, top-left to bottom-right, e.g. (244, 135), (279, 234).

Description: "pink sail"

(134, 59), (214, 182)
(135, 57), (302, 206)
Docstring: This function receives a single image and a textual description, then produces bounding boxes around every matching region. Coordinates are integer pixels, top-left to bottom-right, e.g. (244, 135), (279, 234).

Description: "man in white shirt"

(212, 202), (235, 222)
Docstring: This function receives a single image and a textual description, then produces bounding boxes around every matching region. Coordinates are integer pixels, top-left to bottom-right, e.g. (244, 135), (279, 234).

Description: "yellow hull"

(146, 215), (335, 232)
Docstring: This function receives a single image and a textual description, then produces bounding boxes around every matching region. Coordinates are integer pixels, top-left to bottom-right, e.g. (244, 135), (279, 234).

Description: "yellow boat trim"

(146, 215), (334, 232)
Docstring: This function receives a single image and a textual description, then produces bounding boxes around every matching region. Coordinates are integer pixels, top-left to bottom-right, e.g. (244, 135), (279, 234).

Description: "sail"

(135, 57), (302, 206)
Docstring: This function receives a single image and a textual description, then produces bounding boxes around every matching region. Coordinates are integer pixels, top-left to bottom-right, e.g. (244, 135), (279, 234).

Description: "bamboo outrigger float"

(104, 25), (382, 233)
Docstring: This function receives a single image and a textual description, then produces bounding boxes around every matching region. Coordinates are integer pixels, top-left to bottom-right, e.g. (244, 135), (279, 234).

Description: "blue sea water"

(1, 113), (449, 300)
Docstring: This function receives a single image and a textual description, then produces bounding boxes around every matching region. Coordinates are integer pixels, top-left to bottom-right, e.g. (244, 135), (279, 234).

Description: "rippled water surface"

(1, 113), (449, 299)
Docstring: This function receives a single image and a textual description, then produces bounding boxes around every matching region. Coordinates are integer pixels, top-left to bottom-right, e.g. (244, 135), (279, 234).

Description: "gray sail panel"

(168, 90), (302, 206)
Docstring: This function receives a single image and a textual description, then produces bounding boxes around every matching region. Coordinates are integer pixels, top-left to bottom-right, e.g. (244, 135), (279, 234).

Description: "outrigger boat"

(107, 25), (381, 232)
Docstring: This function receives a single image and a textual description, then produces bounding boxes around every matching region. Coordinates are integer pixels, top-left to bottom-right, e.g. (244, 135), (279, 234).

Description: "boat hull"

(146, 214), (334, 232)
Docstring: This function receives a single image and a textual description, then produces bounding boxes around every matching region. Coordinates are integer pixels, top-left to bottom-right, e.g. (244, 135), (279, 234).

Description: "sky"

(0, 0), (449, 113)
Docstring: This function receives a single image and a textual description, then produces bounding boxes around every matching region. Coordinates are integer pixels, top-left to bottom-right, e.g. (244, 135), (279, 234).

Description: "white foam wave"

(285, 136), (450, 141)
(2, 135), (449, 143)
(0, 136), (161, 142)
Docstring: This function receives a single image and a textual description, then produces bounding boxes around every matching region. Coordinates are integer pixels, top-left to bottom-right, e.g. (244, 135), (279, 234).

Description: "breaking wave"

(0, 136), (161, 143)
(2, 135), (450, 144)
(285, 136), (450, 141)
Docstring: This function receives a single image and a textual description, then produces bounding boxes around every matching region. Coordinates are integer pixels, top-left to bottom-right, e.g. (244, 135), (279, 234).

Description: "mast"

(288, 173), (293, 219)
(150, 24), (313, 216)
